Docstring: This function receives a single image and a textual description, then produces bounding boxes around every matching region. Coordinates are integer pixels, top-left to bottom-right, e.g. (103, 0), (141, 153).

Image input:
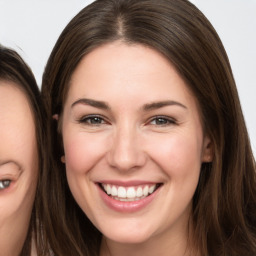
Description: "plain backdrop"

(0, 0), (255, 155)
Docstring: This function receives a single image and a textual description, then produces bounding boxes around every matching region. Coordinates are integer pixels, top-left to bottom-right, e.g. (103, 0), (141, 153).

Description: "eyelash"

(148, 116), (176, 126)
(77, 114), (176, 127)
(0, 179), (11, 190)
(77, 115), (107, 126)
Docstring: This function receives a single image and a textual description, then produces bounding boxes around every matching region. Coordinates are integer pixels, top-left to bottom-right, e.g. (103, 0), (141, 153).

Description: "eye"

(149, 116), (176, 126)
(0, 180), (11, 190)
(78, 115), (107, 126)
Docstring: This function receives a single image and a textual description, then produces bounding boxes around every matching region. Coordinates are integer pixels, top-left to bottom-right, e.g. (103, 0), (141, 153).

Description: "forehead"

(67, 42), (197, 108)
(0, 80), (34, 133)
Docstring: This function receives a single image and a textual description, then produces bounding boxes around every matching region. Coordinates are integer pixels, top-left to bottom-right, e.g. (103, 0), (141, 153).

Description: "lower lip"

(97, 184), (160, 213)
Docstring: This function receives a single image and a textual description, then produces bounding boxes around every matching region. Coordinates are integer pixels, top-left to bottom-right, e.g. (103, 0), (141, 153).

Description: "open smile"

(99, 183), (162, 203)
(97, 181), (162, 212)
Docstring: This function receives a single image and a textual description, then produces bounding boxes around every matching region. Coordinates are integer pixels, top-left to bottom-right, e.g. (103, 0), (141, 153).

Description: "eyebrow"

(71, 98), (110, 110)
(71, 98), (187, 111)
(143, 100), (187, 111)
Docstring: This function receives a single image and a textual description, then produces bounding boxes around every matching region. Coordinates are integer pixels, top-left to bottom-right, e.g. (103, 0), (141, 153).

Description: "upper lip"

(97, 180), (162, 186)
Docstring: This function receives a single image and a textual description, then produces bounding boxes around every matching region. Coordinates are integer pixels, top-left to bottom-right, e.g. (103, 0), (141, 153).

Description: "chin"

(101, 226), (154, 244)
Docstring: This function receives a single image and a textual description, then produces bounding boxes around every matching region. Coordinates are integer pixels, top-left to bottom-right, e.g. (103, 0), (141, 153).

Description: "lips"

(97, 181), (161, 212)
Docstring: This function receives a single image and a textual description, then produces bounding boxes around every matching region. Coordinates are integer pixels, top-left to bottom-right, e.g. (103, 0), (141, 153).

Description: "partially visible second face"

(61, 42), (213, 249)
(0, 82), (38, 256)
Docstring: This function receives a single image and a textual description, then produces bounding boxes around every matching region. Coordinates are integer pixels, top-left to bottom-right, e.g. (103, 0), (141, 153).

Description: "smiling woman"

(41, 0), (256, 255)
(0, 45), (45, 255)
(60, 43), (213, 251)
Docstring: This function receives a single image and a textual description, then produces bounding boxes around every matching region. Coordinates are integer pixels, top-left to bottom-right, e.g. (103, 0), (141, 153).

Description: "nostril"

(106, 149), (147, 172)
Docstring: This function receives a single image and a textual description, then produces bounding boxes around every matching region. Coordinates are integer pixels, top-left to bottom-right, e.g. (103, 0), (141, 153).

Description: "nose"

(107, 124), (146, 172)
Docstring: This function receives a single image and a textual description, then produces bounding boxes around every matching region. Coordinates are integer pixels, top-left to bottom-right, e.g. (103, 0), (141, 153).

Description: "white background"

(0, 0), (255, 155)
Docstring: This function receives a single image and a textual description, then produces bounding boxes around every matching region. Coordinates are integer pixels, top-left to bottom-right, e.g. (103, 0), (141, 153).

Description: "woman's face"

(61, 42), (213, 246)
(0, 82), (38, 255)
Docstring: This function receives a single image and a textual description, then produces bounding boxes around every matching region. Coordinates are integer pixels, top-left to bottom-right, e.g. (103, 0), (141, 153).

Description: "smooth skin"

(0, 82), (38, 256)
(60, 42), (213, 256)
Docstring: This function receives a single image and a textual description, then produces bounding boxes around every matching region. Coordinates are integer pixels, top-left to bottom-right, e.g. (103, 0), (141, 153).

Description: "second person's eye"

(0, 179), (11, 190)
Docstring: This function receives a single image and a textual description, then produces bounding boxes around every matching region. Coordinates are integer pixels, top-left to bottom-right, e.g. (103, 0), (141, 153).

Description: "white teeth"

(127, 187), (136, 198)
(107, 184), (111, 195)
(149, 184), (156, 194)
(117, 186), (126, 198)
(112, 185), (118, 196)
(102, 183), (158, 201)
(136, 187), (143, 197)
(143, 185), (149, 196)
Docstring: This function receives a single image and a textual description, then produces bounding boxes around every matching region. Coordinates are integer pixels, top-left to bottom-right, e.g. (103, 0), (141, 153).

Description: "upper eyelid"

(78, 114), (103, 119)
(77, 114), (109, 124)
(148, 115), (177, 122)
(0, 160), (23, 173)
(0, 162), (22, 180)
(0, 161), (20, 168)
(78, 114), (106, 119)
(0, 173), (20, 181)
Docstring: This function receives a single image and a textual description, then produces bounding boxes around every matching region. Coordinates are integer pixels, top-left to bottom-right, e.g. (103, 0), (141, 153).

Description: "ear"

(52, 114), (59, 120)
(201, 135), (214, 163)
(61, 155), (66, 163)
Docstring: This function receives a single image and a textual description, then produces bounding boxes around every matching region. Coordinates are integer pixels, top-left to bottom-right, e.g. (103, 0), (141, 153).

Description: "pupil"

(156, 118), (166, 124)
(3, 180), (10, 187)
(91, 117), (101, 124)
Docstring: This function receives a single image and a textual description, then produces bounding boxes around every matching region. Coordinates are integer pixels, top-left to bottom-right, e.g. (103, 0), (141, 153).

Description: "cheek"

(63, 131), (108, 175)
(0, 187), (35, 253)
(0, 197), (19, 224)
(0, 193), (29, 222)
(0, 174), (37, 231)
(148, 131), (203, 178)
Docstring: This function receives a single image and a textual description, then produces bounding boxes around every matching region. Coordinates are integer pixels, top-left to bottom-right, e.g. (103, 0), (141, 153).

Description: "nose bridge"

(107, 121), (145, 171)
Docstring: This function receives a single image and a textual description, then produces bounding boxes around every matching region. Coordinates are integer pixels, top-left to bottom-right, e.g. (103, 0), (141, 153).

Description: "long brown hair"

(0, 45), (46, 255)
(41, 0), (256, 255)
